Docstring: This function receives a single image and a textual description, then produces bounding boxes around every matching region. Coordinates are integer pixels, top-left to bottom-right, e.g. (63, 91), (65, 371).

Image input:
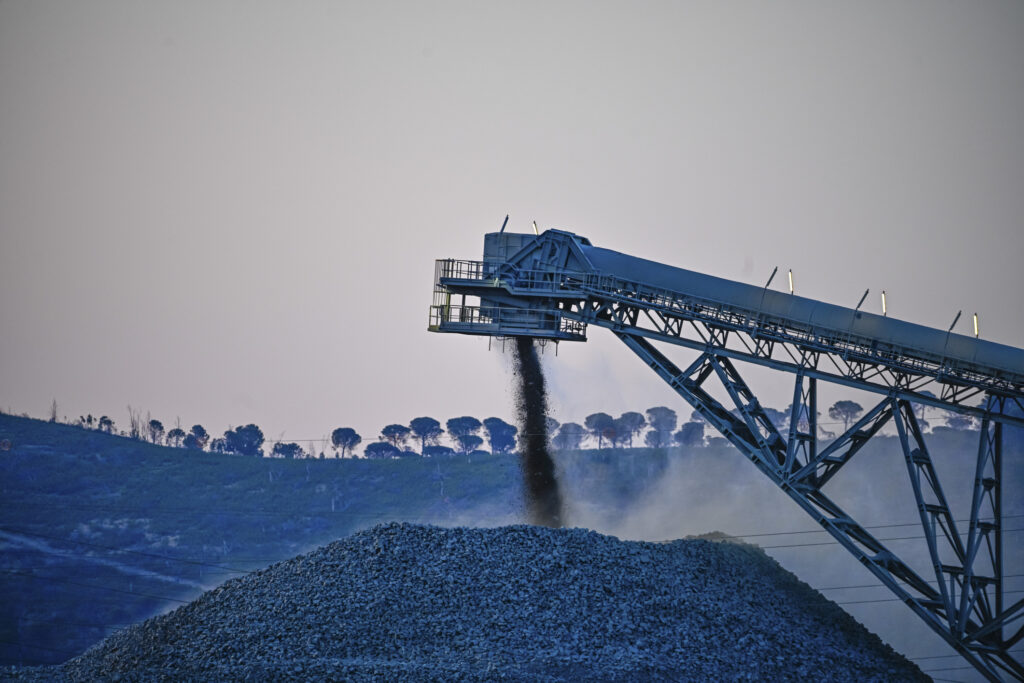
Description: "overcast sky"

(2, 1), (1022, 448)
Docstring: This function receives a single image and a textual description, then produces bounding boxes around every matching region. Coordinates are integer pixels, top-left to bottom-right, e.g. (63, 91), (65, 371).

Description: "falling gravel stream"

(512, 336), (563, 527)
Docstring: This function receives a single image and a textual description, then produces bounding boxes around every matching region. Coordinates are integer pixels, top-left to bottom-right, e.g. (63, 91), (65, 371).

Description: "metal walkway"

(430, 228), (1024, 681)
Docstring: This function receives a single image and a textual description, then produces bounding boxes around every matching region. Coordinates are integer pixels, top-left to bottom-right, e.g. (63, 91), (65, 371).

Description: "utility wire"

(0, 526), (253, 574)
(15, 616), (130, 630)
(0, 638), (79, 657)
(8, 500), (394, 518)
(908, 649), (1024, 662)
(838, 589), (1024, 606)
(9, 501), (1023, 533)
(759, 527), (1024, 550)
(1, 569), (190, 604)
(5, 519), (1024, 610)
(816, 573), (1024, 592)
(3, 519), (1022, 588)
(729, 513), (1024, 539)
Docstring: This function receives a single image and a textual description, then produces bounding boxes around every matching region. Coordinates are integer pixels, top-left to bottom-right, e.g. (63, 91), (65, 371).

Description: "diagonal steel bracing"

(431, 233), (1024, 680)
(560, 291), (1024, 430)
(614, 331), (1022, 681)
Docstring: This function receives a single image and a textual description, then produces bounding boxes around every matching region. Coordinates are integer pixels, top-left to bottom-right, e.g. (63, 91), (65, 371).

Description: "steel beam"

(429, 238), (1024, 679)
(614, 331), (1021, 681)
(563, 296), (1024, 430)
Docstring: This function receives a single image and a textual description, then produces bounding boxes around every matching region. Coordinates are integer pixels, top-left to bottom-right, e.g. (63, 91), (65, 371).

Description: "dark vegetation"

(0, 412), (704, 667)
(35, 393), (981, 463)
(0, 399), (1005, 670)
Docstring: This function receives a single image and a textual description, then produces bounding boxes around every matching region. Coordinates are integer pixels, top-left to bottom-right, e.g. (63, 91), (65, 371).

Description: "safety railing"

(435, 259), (489, 281)
(434, 258), (1022, 391)
(428, 304), (586, 340)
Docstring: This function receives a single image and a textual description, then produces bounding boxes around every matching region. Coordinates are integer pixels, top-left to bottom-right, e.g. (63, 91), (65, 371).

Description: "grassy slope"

(0, 414), (520, 665)
(0, 414), (677, 666)
(3, 413), (1016, 669)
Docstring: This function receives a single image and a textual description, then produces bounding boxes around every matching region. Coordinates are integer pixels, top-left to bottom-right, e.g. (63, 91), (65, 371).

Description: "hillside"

(0, 413), (675, 667)
(2, 412), (1016, 678)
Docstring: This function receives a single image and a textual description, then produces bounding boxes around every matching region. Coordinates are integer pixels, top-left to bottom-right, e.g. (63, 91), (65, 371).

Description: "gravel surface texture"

(5, 523), (928, 681)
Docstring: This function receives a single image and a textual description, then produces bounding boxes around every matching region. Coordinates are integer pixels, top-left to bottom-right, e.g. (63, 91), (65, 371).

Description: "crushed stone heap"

(12, 523), (927, 682)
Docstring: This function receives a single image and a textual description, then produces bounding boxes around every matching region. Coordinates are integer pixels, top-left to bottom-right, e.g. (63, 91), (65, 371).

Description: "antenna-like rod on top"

(855, 289), (870, 311)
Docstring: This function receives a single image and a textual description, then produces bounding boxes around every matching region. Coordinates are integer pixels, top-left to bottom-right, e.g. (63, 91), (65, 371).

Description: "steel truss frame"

(553, 276), (1024, 430)
(611, 331), (1021, 681)
(432, 244), (1024, 679)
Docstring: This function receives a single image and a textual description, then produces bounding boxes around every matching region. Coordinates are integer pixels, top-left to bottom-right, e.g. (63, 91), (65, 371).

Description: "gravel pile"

(7, 523), (927, 681)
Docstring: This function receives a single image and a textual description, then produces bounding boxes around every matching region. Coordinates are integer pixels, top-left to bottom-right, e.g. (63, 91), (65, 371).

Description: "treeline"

(40, 395), (979, 461)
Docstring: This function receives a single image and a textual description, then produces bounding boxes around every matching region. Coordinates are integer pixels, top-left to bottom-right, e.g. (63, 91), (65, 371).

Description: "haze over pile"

(2, 2), (1022, 442)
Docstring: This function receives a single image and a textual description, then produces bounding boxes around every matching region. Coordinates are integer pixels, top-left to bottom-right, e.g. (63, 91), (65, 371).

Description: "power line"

(11, 499), (1023, 534)
(817, 573), (1024, 592)
(8, 499), (395, 519)
(14, 618), (130, 634)
(909, 649), (1024, 662)
(4, 520), (1022, 611)
(0, 638), (79, 657)
(759, 527), (1024, 551)
(0, 526), (253, 574)
(838, 589), (1024, 606)
(730, 513), (1024, 540)
(1, 569), (190, 604)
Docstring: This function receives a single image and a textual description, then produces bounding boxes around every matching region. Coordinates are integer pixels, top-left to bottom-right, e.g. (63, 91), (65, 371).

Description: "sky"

(2, 1), (1023, 449)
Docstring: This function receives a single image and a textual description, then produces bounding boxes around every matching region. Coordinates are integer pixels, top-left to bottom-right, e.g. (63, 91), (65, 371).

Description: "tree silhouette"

(614, 412), (646, 447)
(584, 412), (615, 449)
(331, 427), (361, 458)
(912, 390), (937, 431)
(483, 417), (517, 454)
(183, 425), (209, 450)
(945, 413), (974, 431)
(272, 442), (304, 459)
(380, 424), (412, 450)
(645, 406), (677, 447)
(675, 422), (705, 447)
(166, 427), (186, 447)
(828, 400), (864, 431)
(552, 422), (585, 451)
(98, 416), (114, 433)
(410, 417), (443, 453)
(423, 445), (455, 457)
(455, 434), (484, 455)
(785, 402), (821, 433)
(914, 390), (937, 420)
(223, 424), (264, 457)
(446, 416), (482, 446)
(148, 419), (165, 444)
(365, 441), (400, 459)
(126, 406), (144, 440)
